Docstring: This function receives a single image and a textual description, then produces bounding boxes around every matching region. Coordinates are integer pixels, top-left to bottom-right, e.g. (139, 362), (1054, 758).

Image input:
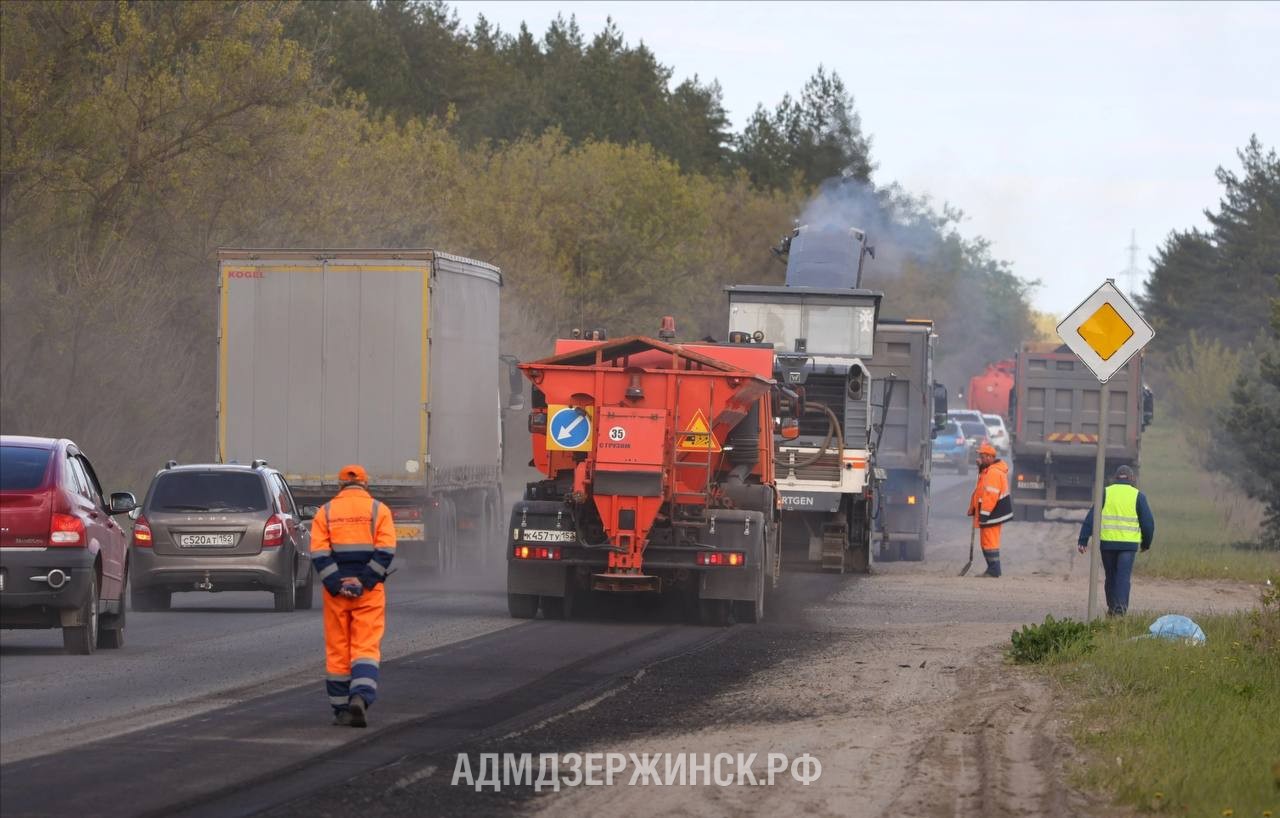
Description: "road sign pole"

(1087, 378), (1108, 621)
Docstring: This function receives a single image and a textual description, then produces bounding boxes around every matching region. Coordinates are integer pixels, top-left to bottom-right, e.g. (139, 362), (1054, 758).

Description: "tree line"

(1140, 136), (1280, 545)
(0, 0), (1034, 491)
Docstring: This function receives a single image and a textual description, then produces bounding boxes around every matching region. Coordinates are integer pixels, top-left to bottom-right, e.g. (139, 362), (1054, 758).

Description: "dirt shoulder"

(515, 516), (1258, 818)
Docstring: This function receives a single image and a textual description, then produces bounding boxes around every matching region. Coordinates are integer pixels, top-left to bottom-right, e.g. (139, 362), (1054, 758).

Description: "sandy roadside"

(526, 514), (1262, 818)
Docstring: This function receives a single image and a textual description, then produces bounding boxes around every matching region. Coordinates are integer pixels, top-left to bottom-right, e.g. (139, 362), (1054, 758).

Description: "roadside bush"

(1249, 577), (1280, 653)
(1008, 615), (1103, 664)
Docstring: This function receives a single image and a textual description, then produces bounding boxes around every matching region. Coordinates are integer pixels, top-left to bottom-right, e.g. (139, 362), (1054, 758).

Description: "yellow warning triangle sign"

(677, 409), (721, 452)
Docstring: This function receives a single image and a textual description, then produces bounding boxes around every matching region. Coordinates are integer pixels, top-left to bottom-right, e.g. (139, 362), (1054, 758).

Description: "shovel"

(959, 526), (975, 576)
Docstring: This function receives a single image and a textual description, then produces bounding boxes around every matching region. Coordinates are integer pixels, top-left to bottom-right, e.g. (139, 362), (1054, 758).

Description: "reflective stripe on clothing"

(1100, 484), (1141, 543)
(323, 583), (386, 709)
(309, 487), (397, 587)
(970, 459), (1013, 528)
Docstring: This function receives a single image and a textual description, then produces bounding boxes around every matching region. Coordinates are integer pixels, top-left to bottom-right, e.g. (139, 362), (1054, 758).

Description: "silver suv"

(129, 461), (313, 612)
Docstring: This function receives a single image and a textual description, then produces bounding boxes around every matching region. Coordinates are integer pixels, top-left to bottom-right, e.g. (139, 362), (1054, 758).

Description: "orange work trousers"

(323, 583), (386, 709)
(979, 525), (1002, 552)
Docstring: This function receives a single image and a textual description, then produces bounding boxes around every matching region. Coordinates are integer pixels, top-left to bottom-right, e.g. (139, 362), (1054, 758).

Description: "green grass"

(1040, 594), (1280, 816)
(1137, 424), (1279, 582)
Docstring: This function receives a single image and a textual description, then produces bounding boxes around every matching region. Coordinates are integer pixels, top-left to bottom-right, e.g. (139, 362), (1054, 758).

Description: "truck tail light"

(49, 513), (85, 546)
(513, 545), (560, 560)
(696, 551), (744, 567)
(262, 514), (285, 547)
(391, 506), (421, 521)
(132, 516), (153, 547)
(907, 495), (917, 505)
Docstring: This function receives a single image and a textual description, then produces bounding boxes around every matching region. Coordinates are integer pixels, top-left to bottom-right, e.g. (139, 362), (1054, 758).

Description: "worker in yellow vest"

(1077, 465), (1155, 616)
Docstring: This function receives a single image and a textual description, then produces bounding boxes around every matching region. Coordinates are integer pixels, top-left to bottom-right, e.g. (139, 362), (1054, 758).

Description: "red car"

(0, 436), (137, 653)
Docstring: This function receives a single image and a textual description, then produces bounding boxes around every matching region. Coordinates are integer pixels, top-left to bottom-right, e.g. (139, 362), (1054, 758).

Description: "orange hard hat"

(338, 464), (368, 485)
(977, 442), (998, 457)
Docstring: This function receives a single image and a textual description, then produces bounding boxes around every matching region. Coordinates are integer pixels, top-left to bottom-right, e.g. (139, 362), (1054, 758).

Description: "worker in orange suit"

(309, 464), (396, 727)
(967, 441), (1013, 577)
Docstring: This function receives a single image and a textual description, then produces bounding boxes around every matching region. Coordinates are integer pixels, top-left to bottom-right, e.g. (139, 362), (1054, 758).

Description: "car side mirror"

(300, 505), (318, 521)
(108, 492), (137, 516)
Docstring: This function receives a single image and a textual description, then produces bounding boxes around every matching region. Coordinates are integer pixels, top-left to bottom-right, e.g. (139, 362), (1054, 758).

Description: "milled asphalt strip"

(0, 619), (729, 818)
(165, 624), (732, 818)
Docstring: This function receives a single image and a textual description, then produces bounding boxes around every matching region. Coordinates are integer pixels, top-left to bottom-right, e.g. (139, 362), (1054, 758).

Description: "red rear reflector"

(262, 514), (285, 547)
(132, 516), (153, 547)
(696, 551), (745, 567)
(391, 507), (421, 521)
(513, 545), (561, 560)
(49, 513), (84, 546)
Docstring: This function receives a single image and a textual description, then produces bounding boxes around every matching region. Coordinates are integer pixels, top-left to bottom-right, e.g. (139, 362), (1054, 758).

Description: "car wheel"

(98, 564), (127, 649)
(295, 558), (315, 610)
(274, 557), (297, 612)
(63, 571), (99, 655)
(131, 587), (171, 612)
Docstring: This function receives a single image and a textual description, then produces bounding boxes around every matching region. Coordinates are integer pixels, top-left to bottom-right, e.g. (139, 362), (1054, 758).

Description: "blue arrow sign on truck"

(547, 405), (593, 451)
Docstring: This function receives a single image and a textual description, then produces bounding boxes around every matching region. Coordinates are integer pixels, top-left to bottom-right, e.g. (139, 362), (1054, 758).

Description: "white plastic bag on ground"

(1148, 614), (1206, 645)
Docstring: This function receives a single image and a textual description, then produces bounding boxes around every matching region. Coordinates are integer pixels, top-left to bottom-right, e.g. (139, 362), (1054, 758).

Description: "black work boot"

(348, 696), (367, 728)
(332, 709), (353, 727)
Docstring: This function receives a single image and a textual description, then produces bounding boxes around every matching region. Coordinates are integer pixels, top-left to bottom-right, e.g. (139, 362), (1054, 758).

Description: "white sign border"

(1055, 280), (1154, 383)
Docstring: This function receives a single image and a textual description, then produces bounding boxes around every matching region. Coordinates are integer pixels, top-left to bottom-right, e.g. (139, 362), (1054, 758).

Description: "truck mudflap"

(696, 509), (766, 602)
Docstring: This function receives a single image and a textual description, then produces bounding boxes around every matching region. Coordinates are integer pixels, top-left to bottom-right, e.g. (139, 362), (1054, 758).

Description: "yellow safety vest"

(1100, 483), (1141, 543)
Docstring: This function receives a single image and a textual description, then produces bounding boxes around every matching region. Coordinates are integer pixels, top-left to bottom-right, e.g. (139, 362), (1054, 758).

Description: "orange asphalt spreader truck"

(506, 327), (784, 625)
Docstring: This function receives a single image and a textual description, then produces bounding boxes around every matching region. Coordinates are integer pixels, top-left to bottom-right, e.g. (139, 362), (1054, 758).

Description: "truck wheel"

(901, 538), (925, 562)
(62, 572), (99, 655)
(734, 568), (766, 624)
(699, 598), (733, 627)
(541, 594), (571, 620)
(508, 593), (538, 619)
(131, 587), (170, 612)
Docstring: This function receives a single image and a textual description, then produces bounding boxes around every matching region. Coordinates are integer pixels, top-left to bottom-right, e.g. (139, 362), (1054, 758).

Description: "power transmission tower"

(1118, 229), (1143, 302)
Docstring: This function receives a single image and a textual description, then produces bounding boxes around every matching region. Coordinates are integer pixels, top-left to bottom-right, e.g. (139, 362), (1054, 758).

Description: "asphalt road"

(0, 470), (983, 818)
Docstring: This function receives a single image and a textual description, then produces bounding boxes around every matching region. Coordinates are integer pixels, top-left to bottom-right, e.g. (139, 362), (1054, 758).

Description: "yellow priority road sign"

(1056, 280), (1154, 383)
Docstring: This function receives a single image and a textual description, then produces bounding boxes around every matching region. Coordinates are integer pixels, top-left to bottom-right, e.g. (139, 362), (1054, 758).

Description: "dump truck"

(866, 319), (947, 562)
(723, 224), (883, 573)
(217, 249), (517, 570)
(507, 330), (781, 624)
(1008, 343), (1153, 521)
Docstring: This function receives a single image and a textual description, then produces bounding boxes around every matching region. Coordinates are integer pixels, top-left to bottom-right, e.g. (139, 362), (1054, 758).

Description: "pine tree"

(1224, 284), (1280, 546)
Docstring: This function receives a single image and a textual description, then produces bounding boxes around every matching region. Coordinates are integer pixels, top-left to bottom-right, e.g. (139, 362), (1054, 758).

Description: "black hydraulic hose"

(788, 401), (845, 469)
